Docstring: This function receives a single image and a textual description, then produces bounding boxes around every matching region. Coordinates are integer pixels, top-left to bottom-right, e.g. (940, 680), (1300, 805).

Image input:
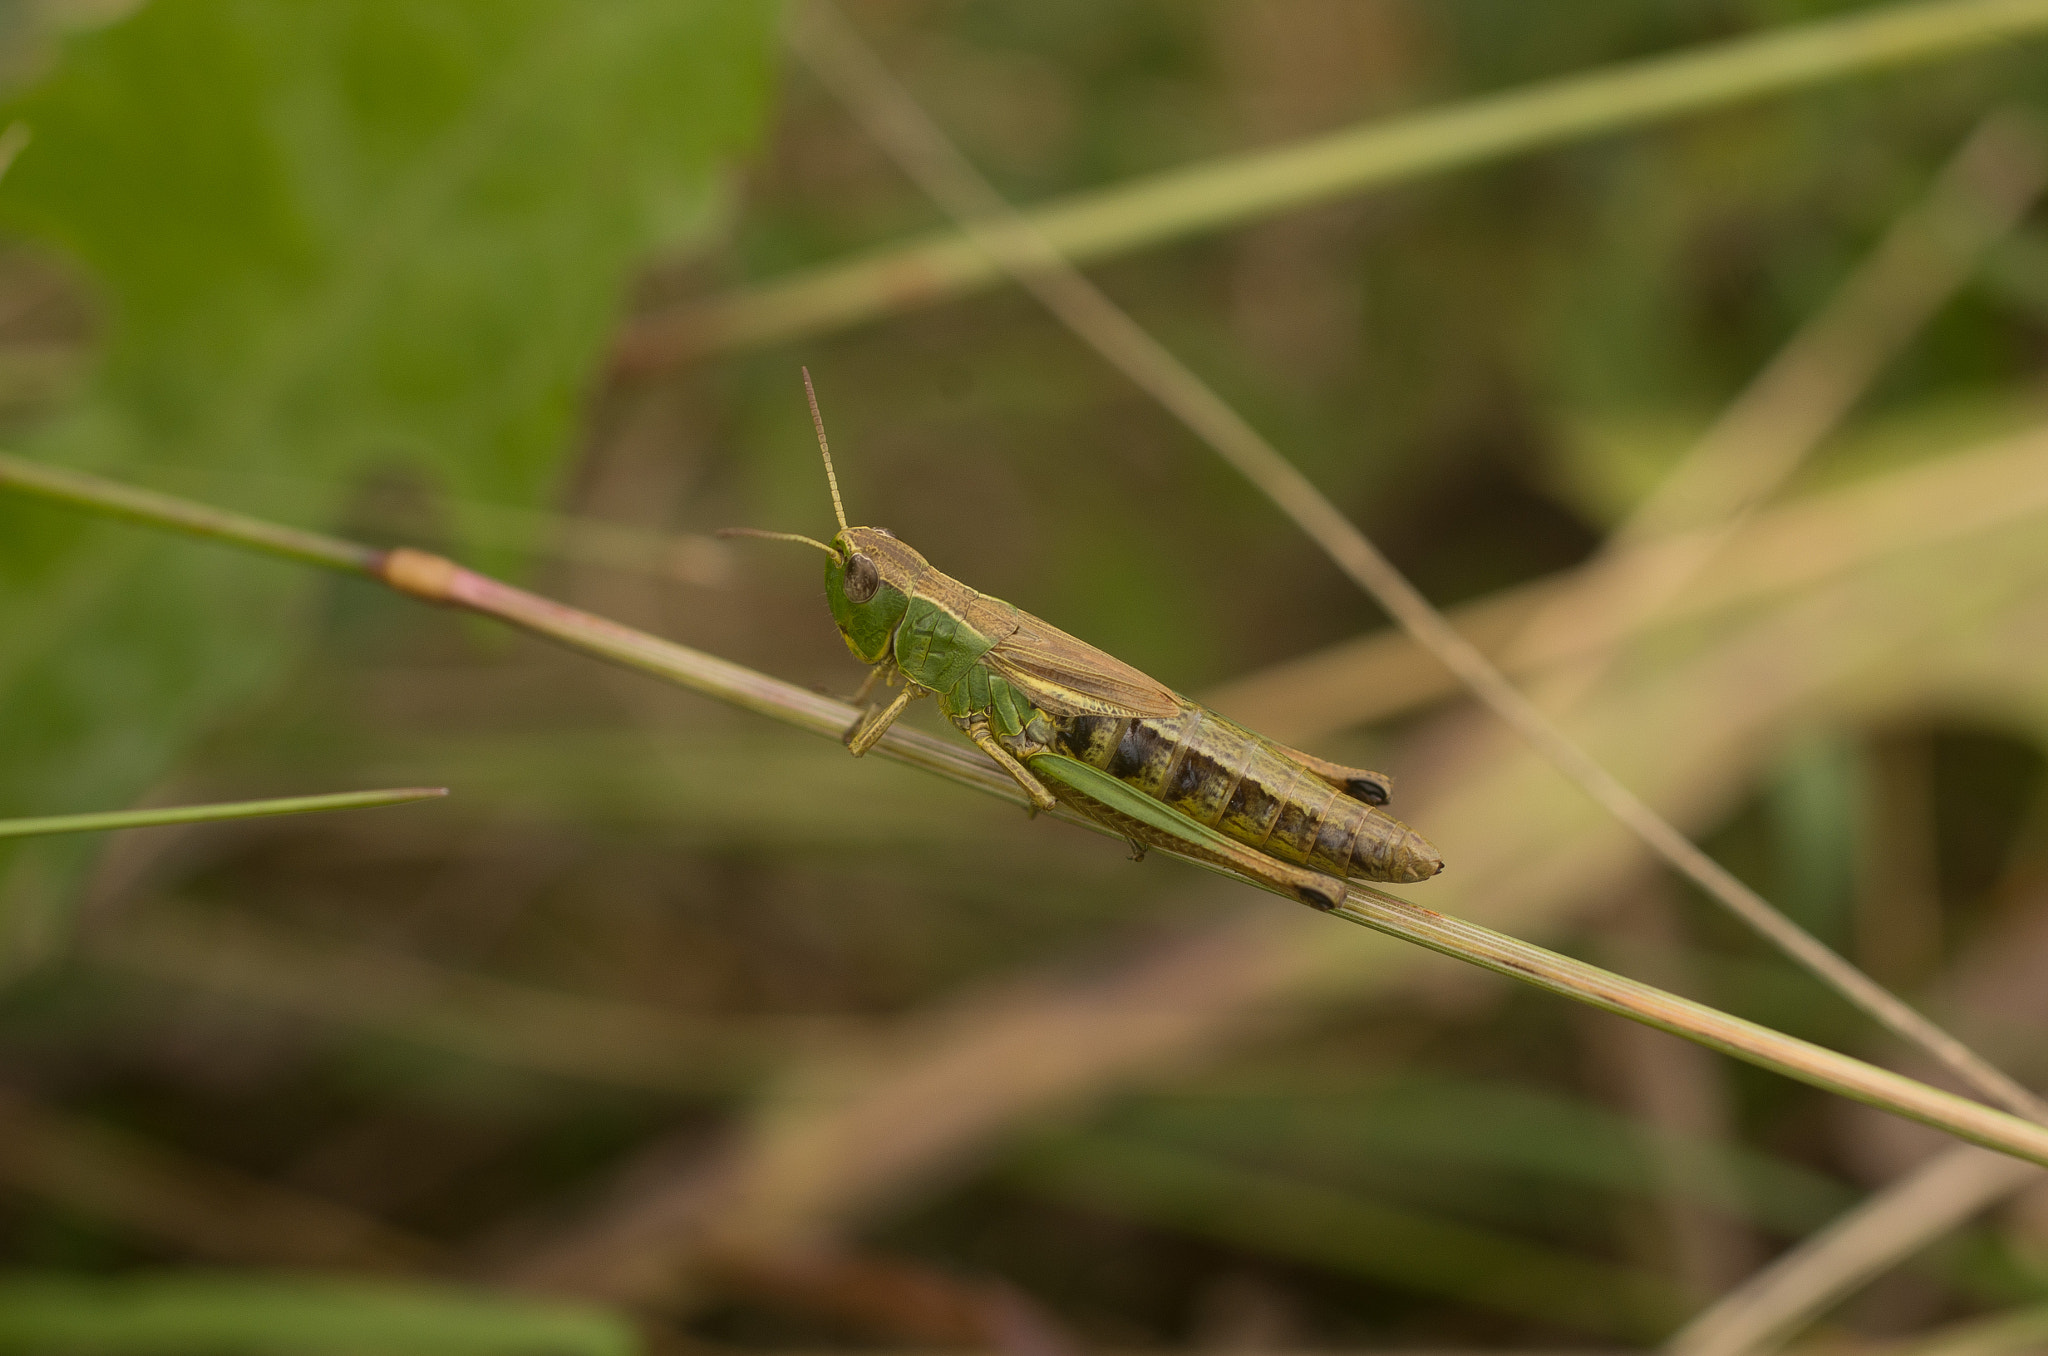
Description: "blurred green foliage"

(0, 1272), (636, 1355)
(0, 0), (780, 957)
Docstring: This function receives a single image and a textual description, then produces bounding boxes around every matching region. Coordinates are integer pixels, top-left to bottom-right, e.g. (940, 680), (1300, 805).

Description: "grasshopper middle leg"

(961, 713), (1057, 815)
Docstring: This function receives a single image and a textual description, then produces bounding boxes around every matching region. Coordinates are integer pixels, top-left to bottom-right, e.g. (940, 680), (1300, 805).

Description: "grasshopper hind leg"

(1089, 802), (1343, 910)
(1279, 746), (1394, 806)
(1030, 752), (1347, 911)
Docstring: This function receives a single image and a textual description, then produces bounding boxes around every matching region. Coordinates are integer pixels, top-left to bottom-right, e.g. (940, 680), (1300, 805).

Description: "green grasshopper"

(728, 375), (1443, 911)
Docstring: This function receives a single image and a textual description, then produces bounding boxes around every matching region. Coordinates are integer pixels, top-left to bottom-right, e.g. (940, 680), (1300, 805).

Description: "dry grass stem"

(11, 454), (2048, 1186)
(0, 451), (1028, 813)
(1665, 1147), (2041, 1356)
(785, 0), (2048, 1124)
(1207, 419), (2048, 742)
(1334, 884), (2048, 1171)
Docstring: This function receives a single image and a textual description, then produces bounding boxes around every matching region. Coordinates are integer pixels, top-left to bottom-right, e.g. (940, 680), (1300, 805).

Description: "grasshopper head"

(825, 526), (921, 664)
(720, 371), (929, 666)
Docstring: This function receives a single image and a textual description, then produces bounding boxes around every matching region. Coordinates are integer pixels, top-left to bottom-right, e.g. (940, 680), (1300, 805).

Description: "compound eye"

(843, 552), (880, 603)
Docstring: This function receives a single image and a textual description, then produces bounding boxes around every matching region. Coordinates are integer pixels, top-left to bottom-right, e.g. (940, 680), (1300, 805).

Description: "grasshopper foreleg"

(962, 714), (1058, 816)
(849, 664), (890, 707)
(844, 683), (922, 756)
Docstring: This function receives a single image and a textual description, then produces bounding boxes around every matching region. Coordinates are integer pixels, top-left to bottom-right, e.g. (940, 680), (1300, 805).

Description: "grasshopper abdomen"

(1052, 710), (1442, 884)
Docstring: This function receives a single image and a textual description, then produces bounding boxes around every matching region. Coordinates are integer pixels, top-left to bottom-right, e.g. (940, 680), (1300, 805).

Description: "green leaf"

(0, 1272), (637, 1355)
(0, 0), (781, 957)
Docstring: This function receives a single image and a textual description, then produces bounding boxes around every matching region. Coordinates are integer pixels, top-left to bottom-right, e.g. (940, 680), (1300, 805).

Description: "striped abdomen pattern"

(1051, 711), (1443, 884)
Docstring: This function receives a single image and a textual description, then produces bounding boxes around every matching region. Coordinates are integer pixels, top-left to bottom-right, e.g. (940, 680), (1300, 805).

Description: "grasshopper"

(728, 375), (1443, 911)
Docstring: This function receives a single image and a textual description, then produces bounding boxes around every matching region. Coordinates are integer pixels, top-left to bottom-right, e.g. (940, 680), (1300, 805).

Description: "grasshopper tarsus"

(1347, 776), (1391, 807)
(1298, 881), (1343, 912)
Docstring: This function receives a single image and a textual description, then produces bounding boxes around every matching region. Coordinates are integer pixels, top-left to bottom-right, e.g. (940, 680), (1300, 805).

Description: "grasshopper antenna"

(716, 369), (854, 560)
(804, 366), (848, 532)
(717, 527), (842, 561)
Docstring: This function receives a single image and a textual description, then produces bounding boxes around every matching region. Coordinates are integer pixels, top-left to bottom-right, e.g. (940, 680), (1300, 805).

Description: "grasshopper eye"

(843, 552), (880, 603)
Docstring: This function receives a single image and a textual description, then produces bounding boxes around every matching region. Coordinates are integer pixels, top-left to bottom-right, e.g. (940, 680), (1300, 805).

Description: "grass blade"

(617, 0), (2048, 366)
(0, 455), (383, 574)
(0, 788), (447, 840)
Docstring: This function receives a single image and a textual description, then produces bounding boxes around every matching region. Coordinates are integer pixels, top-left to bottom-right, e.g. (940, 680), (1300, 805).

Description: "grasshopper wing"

(981, 607), (1184, 719)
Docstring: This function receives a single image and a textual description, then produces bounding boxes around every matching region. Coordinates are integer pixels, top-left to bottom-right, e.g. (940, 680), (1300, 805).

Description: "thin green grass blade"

(0, 787), (447, 840)
(0, 1272), (636, 1355)
(622, 0), (2048, 361)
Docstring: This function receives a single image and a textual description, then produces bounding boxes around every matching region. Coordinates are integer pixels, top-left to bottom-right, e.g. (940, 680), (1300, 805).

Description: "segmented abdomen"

(1051, 710), (1441, 884)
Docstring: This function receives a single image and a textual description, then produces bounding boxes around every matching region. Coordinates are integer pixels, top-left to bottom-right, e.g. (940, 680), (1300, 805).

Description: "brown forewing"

(977, 601), (1184, 719)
